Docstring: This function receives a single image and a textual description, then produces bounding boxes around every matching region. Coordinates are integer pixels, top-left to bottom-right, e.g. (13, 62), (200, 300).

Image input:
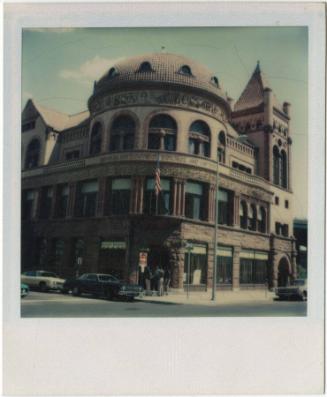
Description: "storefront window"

(240, 250), (268, 285)
(109, 178), (131, 215)
(216, 246), (233, 285)
(184, 245), (207, 286)
(144, 178), (171, 215)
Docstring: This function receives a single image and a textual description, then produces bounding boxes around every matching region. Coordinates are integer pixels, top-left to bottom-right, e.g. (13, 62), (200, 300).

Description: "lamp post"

(185, 242), (193, 299)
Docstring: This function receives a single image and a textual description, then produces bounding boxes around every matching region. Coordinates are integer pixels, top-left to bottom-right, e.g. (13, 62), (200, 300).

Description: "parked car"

(63, 273), (143, 300)
(21, 283), (29, 298)
(275, 279), (307, 301)
(21, 270), (65, 292)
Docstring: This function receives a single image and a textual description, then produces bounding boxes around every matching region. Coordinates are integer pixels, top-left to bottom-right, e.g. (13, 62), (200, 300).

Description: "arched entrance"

(278, 257), (291, 287)
(148, 245), (171, 270)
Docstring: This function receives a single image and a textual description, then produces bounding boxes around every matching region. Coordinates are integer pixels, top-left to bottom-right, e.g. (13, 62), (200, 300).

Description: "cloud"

(24, 28), (76, 33)
(59, 56), (124, 86)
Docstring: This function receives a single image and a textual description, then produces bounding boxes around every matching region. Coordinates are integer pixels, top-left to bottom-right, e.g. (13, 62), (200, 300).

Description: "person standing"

(144, 265), (152, 294)
(164, 267), (171, 295)
(157, 266), (164, 296)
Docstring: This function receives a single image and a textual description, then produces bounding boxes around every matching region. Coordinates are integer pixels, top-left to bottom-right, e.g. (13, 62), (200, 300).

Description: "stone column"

(171, 248), (185, 290)
(67, 182), (77, 218)
(180, 180), (186, 217)
(232, 245), (241, 291)
(96, 177), (107, 217)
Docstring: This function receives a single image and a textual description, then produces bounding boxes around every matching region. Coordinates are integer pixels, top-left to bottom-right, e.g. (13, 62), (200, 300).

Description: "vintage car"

(275, 279), (307, 301)
(21, 270), (65, 292)
(21, 283), (29, 298)
(62, 273), (143, 300)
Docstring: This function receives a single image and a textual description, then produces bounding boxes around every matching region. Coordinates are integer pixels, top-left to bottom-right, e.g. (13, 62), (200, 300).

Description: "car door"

(84, 274), (99, 294)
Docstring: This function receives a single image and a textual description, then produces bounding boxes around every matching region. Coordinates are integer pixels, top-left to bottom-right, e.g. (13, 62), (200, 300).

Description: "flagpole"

(155, 153), (161, 215)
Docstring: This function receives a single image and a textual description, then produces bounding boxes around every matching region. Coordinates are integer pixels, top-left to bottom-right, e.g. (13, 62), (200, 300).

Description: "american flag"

(154, 155), (161, 196)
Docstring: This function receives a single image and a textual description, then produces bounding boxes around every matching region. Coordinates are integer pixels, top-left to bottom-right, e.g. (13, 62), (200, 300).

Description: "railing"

(227, 136), (255, 157)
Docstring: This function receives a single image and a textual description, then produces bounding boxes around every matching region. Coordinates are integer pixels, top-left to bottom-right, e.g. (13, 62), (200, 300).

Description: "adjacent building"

(21, 52), (297, 291)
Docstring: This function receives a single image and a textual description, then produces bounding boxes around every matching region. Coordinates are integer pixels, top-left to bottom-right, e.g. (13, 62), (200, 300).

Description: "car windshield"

(39, 272), (58, 278)
(292, 279), (305, 286)
(99, 275), (118, 282)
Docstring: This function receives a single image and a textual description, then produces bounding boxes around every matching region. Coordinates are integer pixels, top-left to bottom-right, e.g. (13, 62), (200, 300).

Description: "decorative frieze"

(89, 90), (227, 122)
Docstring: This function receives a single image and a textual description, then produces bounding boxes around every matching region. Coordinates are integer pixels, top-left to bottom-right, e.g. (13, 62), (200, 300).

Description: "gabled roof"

(22, 99), (89, 132)
(234, 62), (282, 113)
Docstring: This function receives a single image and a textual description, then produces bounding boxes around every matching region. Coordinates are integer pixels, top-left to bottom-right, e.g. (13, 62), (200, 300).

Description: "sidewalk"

(136, 289), (275, 306)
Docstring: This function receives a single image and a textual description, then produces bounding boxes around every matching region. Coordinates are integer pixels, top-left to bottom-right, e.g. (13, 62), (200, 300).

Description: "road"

(21, 291), (307, 317)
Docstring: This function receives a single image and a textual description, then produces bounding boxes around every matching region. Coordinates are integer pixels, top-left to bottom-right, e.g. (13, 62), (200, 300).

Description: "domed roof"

(94, 52), (228, 105)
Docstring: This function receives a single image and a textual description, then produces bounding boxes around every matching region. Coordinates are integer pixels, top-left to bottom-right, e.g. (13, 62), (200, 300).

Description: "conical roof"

(234, 62), (282, 112)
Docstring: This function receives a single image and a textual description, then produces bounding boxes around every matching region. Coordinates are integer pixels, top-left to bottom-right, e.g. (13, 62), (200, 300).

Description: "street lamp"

(185, 242), (193, 299)
(212, 134), (248, 301)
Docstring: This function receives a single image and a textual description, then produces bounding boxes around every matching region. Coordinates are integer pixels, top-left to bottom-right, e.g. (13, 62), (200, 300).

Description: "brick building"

(21, 53), (297, 291)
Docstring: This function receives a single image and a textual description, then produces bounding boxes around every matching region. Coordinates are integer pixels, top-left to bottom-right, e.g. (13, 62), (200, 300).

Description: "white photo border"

(3, 2), (325, 395)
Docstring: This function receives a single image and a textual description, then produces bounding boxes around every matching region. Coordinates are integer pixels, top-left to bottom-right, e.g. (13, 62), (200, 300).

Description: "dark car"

(62, 273), (143, 300)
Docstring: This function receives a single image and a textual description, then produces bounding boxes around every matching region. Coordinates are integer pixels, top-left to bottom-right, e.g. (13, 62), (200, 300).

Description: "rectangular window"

(144, 178), (171, 215)
(55, 184), (69, 218)
(22, 190), (35, 220)
(75, 180), (98, 217)
(275, 222), (281, 235)
(185, 181), (204, 220)
(285, 200), (289, 208)
(109, 178), (131, 215)
(282, 224), (289, 237)
(39, 186), (53, 219)
(275, 196), (279, 205)
(218, 189), (233, 225)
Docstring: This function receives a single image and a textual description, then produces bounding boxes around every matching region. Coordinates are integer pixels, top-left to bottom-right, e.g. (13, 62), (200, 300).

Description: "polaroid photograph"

(3, 2), (325, 395)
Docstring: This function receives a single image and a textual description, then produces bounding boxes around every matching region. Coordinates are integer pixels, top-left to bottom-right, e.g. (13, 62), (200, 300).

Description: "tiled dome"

(94, 52), (228, 103)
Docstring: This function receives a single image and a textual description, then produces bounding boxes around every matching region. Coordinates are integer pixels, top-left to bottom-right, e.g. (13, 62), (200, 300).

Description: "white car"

(275, 279), (307, 301)
(21, 270), (65, 292)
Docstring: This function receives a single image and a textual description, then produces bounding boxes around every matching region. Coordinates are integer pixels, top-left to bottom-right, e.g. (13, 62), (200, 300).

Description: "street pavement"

(21, 291), (307, 317)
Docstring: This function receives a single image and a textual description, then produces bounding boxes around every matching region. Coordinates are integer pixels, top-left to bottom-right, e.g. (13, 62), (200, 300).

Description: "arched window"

(179, 65), (192, 76)
(89, 122), (102, 155)
(138, 62), (153, 72)
(25, 139), (40, 169)
(248, 204), (257, 231)
(108, 67), (118, 78)
(110, 115), (135, 151)
(258, 207), (266, 233)
(211, 76), (219, 87)
(240, 201), (248, 229)
(280, 150), (287, 188)
(217, 131), (226, 163)
(148, 114), (177, 151)
(273, 146), (280, 185)
(189, 120), (211, 158)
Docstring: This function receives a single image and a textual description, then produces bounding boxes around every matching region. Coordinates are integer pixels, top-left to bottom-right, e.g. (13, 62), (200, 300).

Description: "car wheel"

(39, 282), (47, 292)
(72, 286), (80, 296)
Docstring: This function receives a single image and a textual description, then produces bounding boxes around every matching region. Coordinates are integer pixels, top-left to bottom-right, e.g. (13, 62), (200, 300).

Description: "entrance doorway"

(147, 246), (170, 270)
(278, 257), (290, 287)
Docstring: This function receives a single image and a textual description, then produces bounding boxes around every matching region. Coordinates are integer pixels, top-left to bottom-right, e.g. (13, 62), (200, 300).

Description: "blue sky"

(22, 27), (308, 218)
